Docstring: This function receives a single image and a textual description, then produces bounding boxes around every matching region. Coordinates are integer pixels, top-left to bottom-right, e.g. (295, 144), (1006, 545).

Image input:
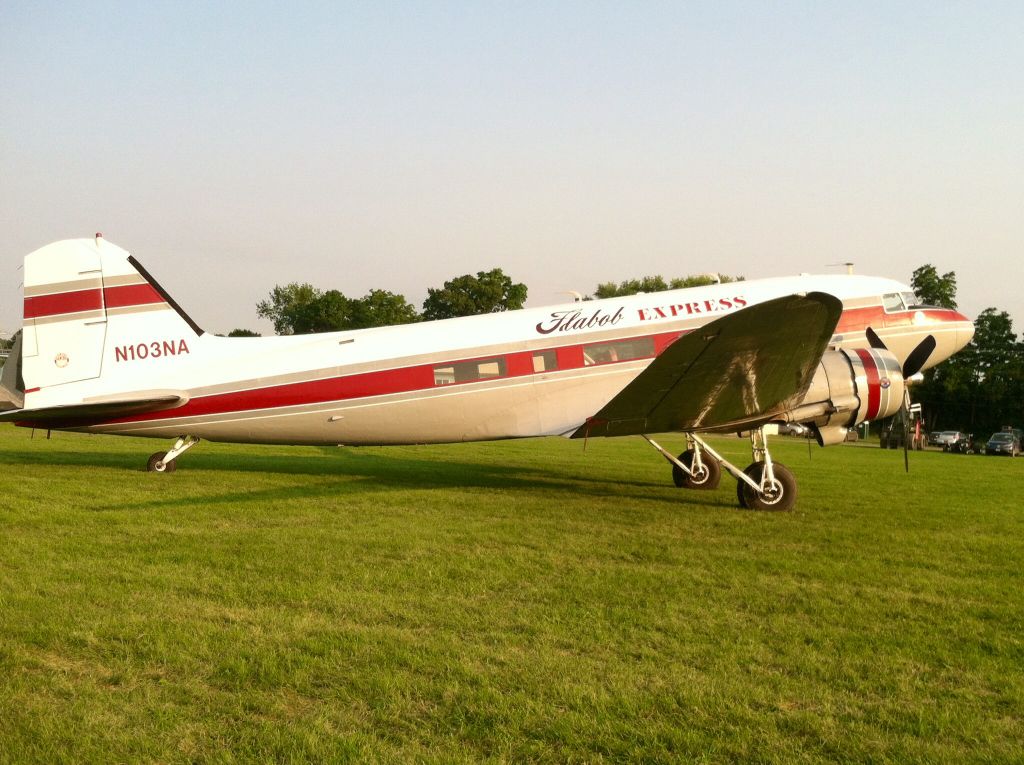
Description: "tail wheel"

(672, 449), (722, 490)
(737, 462), (797, 511)
(147, 451), (177, 473)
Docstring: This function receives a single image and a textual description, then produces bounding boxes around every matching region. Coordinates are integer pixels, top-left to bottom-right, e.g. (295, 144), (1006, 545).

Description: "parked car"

(985, 431), (1020, 457)
(948, 433), (975, 454)
(927, 431), (944, 446)
(777, 423), (810, 437)
(936, 431), (965, 450)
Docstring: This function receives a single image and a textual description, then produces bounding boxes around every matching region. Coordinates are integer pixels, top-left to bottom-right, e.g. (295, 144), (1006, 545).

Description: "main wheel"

(147, 451), (177, 473)
(737, 462), (797, 511)
(672, 449), (721, 490)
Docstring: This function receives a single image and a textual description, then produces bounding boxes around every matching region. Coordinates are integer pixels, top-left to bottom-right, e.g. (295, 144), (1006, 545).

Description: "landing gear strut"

(147, 435), (200, 473)
(645, 427), (798, 511)
(643, 435), (722, 490)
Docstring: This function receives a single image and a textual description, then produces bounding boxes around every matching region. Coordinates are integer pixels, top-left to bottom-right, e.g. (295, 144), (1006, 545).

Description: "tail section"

(19, 235), (203, 401)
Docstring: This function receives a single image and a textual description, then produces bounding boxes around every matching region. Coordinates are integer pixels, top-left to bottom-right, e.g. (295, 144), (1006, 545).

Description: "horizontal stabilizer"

(0, 393), (187, 425)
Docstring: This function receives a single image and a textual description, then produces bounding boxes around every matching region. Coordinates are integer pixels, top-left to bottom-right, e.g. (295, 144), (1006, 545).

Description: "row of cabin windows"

(583, 337), (655, 366)
(432, 338), (656, 385)
(433, 358), (506, 385)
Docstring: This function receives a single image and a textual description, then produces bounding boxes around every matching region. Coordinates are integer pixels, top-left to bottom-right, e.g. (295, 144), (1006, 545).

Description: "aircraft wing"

(572, 292), (842, 438)
(0, 393), (187, 424)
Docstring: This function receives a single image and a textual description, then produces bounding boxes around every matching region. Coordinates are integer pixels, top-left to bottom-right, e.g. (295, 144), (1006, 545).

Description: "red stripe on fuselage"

(834, 306), (883, 334)
(855, 348), (880, 420)
(95, 330), (687, 427)
(52, 299), (939, 429)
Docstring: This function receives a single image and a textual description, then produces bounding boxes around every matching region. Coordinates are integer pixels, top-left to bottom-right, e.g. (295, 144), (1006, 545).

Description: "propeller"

(865, 328), (937, 472)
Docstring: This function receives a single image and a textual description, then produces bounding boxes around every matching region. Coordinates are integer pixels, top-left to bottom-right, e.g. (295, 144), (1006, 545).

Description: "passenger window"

(583, 337), (655, 366)
(882, 293), (905, 312)
(433, 357), (507, 385)
(532, 350), (558, 372)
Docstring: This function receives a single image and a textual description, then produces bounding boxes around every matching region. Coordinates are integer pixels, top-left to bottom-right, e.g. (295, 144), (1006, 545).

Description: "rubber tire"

(737, 462), (797, 511)
(147, 451), (177, 473)
(736, 474), (749, 509)
(672, 450), (722, 490)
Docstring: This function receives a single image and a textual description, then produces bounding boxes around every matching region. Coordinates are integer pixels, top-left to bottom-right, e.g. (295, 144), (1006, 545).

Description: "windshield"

(990, 433), (1014, 441)
(882, 293), (905, 312)
(902, 291), (923, 309)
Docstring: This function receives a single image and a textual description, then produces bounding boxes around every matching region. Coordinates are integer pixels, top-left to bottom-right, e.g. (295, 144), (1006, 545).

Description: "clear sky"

(2, 1), (1021, 336)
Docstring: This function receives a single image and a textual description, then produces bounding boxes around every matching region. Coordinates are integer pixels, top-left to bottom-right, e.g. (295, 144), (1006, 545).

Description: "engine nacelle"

(783, 348), (905, 446)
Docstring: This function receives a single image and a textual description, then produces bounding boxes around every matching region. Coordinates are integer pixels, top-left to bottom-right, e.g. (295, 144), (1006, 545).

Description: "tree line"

(252, 269), (528, 335)
(249, 270), (742, 336)
(909, 265), (1024, 438)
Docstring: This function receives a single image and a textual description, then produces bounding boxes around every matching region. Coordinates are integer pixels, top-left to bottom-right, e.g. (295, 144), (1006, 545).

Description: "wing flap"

(573, 292), (842, 438)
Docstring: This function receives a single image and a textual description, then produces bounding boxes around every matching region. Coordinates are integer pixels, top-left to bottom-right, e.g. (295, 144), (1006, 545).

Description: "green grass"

(0, 426), (1022, 764)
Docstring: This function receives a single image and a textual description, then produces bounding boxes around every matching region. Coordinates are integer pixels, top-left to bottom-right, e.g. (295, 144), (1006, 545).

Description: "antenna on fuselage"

(827, 262), (855, 275)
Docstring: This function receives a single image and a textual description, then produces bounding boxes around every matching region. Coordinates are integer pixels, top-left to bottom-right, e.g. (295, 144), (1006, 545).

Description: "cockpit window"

(882, 293), (905, 312)
(901, 291), (922, 309)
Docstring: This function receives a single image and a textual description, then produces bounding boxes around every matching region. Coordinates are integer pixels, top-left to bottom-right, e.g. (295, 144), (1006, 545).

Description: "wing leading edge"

(572, 291), (843, 438)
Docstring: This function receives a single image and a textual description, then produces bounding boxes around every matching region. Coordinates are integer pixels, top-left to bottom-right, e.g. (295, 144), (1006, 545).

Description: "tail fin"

(20, 236), (204, 396)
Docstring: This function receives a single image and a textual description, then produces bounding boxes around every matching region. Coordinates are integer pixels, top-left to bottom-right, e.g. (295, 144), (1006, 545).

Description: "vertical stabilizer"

(20, 237), (204, 398)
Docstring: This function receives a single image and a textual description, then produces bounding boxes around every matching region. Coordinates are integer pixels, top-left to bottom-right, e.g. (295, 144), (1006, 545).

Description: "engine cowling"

(782, 348), (905, 446)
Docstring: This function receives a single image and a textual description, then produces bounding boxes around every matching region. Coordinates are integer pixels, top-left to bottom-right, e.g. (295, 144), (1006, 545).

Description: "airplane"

(0, 235), (974, 511)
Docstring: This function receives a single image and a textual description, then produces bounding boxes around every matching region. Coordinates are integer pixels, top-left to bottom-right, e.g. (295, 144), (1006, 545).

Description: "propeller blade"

(865, 326), (887, 350)
(903, 410), (910, 473)
(902, 335), (937, 378)
(902, 389), (912, 473)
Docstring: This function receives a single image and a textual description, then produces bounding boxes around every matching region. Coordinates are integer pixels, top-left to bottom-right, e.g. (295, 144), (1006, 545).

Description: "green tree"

(292, 290), (353, 334)
(593, 273), (742, 299)
(594, 276), (669, 299)
(972, 308), (1016, 376)
(350, 289), (419, 329)
(256, 283), (321, 335)
(422, 269), (527, 320)
(227, 328), (261, 337)
(911, 265), (957, 310)
(964, 309), (1023, 436)
(258, 285), (420, 334)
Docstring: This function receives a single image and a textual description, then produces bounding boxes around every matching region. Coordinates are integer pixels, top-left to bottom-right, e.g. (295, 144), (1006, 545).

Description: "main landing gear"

(146, 435), (200, 473)
(644, 426), (798, 511)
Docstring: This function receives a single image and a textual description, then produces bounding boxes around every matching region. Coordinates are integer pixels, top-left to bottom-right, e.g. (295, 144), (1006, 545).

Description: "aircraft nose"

(914, 309), (974, 371)
(953, 311), (975, 353)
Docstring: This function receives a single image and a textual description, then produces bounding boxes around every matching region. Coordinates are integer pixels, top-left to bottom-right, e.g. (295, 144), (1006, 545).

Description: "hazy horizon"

(3, 1), (1021, 336)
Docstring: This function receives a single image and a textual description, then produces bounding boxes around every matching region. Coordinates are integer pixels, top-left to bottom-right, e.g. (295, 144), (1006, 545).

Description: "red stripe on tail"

(24, 289), (103, 319)
(104, 283), (165, 309)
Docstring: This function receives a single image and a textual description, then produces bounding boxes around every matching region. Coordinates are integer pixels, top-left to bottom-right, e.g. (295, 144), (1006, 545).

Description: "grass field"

(0, 426), (1022, 764)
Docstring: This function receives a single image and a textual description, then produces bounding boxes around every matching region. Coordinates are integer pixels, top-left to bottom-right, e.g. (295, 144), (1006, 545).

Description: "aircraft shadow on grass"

(0, 438), (734, 512)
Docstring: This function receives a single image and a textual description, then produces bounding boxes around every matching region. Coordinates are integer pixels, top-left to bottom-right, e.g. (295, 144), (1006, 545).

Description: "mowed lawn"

(0, 426), (1022, 764)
